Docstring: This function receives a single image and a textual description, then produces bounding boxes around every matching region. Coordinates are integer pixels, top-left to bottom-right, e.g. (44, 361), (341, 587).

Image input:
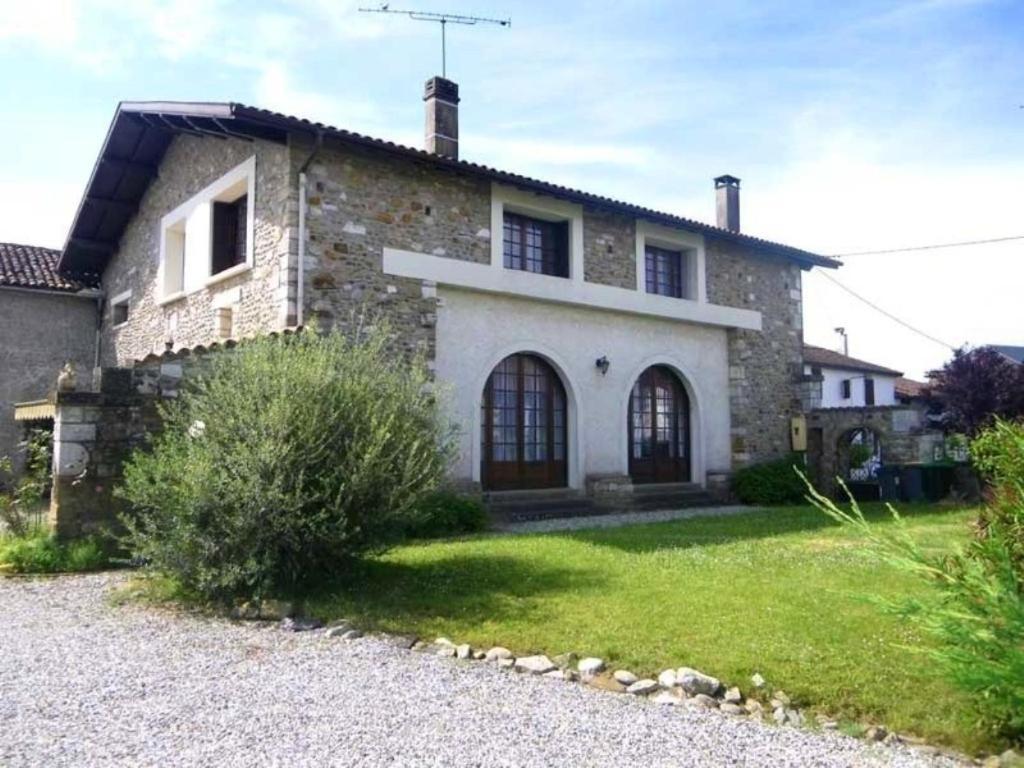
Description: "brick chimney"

(424, 76), (460, 159)
(714, 175), (741, 232)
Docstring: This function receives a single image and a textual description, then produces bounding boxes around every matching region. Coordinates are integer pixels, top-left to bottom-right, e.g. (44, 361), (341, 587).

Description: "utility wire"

(830, 234), (1024, 257)
(817, 271), (957, 351)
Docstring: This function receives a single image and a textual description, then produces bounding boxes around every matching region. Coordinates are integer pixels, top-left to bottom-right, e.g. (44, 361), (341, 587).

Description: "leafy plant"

(117, 324), (457, 603)
(0, 529), (110, 574)
(928, 346), (1024, 436)
(0, 429), (53, 537)
(404, 491), (488, 539)
(803, 432), (1024, 741)
(732, 454), (807, 505)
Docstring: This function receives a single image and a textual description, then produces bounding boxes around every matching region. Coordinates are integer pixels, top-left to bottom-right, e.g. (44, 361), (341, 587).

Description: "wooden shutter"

(841, 379), (851, 399)
(864, 378), (875, 406)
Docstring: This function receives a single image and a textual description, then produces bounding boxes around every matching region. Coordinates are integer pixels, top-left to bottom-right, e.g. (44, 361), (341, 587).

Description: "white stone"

(514, 655), (556, 675)
(324, 625), (350, 638)
(577, 657), (605, 677)
(657, 669), (677, 689)
(626, 679), (658, 696)
(723, 686), (742, 704)
(543, 670), (566, 680)
(688, 694), (718, 709)
(340, 629), (362, 641)
(651, 690), (683, 706)
(484, 646), (513, 662)
(342, 222), (367, 235)
(720, 702), (745, 716)
(750, 672), (766, 689)
(455, 644), (472, 660)
(497, 658), (514, 669)
(613, 670), (638, 686)
(677, 667), (721, 697)
(386, 285), (398, 294)
(476, 228), (490, 239)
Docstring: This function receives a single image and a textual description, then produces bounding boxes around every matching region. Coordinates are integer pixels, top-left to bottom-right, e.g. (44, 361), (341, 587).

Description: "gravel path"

(0, 573), (960, 768)
(496, 504), (763, 534)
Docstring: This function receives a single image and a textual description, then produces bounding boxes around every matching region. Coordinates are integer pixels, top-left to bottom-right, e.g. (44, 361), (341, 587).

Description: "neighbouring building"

(0, 243), (99, 474)
(38, 78), (851, 532)
(802, 344), (901, 409)
(992, 345), (1024, 365)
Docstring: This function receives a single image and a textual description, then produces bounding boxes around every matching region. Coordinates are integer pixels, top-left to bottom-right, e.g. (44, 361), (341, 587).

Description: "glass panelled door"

(481, 354), (567, 491)
(628, 366), (690, 484)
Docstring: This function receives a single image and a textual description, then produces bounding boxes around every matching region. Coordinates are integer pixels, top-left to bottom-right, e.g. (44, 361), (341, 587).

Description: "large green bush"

(117, 326), (456, 602)
(805, 421), (1024, 741)
(732, 454), (807, 505)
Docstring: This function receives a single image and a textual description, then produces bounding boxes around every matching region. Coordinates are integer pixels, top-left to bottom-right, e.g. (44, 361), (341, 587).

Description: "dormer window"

(644, 245), (685, 298)
(502, 212), (569, 278)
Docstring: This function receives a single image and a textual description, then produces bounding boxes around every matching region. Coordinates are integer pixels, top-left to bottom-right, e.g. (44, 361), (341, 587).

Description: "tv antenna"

(358, 6), (511, 78)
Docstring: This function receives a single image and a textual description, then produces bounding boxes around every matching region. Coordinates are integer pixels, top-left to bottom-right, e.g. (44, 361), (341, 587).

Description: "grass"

(302, 502), (998, 754)
(0, 527), (113, 574)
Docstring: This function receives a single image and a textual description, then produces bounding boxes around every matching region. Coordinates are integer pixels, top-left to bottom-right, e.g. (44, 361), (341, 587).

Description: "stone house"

(0, 243), (99, 475)
(45, 79), (845, 528)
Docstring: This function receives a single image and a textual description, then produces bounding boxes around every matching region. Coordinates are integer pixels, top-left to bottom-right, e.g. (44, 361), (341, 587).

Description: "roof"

(992, 345), (1024, 365)
(895, 377), (927, 399)
(803, 344), (903, 376)
(59, 101), (842, 275)
(0, 242), (98, 293)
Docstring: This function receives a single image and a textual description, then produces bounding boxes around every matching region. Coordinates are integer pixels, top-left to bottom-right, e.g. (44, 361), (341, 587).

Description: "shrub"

(804, 421), (1024, 741)
(117, 325), (457, 603)
(0, 529), (110, 574)
(404, 491), (488, 539)
(732, 454), (807, 505)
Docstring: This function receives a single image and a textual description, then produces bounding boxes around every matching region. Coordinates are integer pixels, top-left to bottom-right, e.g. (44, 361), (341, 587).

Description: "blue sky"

(2, 0), (1022, 378)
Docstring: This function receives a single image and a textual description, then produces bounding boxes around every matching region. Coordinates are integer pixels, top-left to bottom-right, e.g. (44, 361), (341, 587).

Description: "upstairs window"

(864, 377), (875, 405)
(840, 379), (852, 399)
(212, 195), (248, 275)
(111, 290), (131, 327)
(644, 245), (685, 298)
(503, 212), (569, 278)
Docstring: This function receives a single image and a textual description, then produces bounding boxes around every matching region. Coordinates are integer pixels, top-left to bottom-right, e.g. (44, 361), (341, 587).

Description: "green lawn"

(306, 503), (995, 753)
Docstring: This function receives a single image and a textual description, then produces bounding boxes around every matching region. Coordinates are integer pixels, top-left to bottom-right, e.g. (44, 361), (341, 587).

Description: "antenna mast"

(358, 6), (511, 78)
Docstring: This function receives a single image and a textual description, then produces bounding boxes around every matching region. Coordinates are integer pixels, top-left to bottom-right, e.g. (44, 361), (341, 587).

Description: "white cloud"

(0, 1), (79, 48)
(0, 180), (80, 249)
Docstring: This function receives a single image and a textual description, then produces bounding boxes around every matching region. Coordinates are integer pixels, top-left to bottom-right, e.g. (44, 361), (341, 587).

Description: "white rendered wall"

(435, 287), (733, 490)
(807, 365), (898, 408)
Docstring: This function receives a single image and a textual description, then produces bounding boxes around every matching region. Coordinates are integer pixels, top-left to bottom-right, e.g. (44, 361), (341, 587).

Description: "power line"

(830, 234), (1024, 257)
(817, 271), (957, 351)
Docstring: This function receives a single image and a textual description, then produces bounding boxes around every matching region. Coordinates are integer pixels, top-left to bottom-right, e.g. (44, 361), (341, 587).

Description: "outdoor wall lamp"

(595, 356), (610, 376)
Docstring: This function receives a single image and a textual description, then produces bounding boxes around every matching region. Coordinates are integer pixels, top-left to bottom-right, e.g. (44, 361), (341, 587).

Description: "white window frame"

(635, 220), (706, 303)
(158, 156), (256, 303)
(110, 289), (132, 328)
(490, 183), (584, 283)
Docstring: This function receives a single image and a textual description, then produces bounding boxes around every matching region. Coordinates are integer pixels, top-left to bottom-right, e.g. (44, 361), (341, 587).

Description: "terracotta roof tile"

(803, 344), (903, 376)
(0, 242), (98, 293)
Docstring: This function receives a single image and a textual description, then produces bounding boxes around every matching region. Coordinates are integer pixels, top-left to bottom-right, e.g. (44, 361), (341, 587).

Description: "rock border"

(238, 608), (985, 765)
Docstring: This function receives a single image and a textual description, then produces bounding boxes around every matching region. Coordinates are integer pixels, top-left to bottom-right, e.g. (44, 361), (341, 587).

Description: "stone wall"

(805, 405), (944, 496)
(706, 240), (805, 467)
(49, 369), (163, 538)
(300, 140), (493, 361)
(0, 288), (97, 473)
(583, 209), (636, 289)
(99, 134), (293, 366)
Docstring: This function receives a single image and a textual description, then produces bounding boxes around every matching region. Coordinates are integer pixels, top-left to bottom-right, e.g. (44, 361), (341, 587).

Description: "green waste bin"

(899, 466), (925, 502)
(877, 466), (901, 502)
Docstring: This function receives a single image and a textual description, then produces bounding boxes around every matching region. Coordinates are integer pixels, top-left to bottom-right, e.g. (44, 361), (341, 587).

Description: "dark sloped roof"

(60, 100), (842, 275)
(0, 242), (98, 293)
(895, 377), (927, 399)
(992, 345), (1024, 365)
(803, 344), (903, 376)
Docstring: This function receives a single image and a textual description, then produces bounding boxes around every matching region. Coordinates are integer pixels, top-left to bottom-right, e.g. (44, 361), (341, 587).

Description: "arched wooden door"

(481, 354), (567, 491)
(628, 366), (691, 484)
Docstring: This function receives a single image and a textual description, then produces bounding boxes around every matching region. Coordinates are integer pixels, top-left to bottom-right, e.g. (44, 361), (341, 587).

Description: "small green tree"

(803, 420), (1024, 740)
(118, 325), (457, 602)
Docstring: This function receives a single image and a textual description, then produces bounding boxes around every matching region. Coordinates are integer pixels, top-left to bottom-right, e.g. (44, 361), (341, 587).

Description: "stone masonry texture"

(0, 288), (96, 473)
(99, 134), (292, 366)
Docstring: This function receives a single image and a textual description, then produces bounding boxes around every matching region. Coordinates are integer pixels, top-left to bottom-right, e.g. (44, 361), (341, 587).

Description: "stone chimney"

(424, 76), (460, 159)
(714, 175), (741, 232)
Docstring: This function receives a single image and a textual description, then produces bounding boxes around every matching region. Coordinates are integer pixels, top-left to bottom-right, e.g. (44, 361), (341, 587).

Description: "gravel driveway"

(1, 573), (960, 768)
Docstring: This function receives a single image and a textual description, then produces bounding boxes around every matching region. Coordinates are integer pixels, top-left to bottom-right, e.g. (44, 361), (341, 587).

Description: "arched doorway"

(480, 353), (567, 491)
(628, 365), (691, 484)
